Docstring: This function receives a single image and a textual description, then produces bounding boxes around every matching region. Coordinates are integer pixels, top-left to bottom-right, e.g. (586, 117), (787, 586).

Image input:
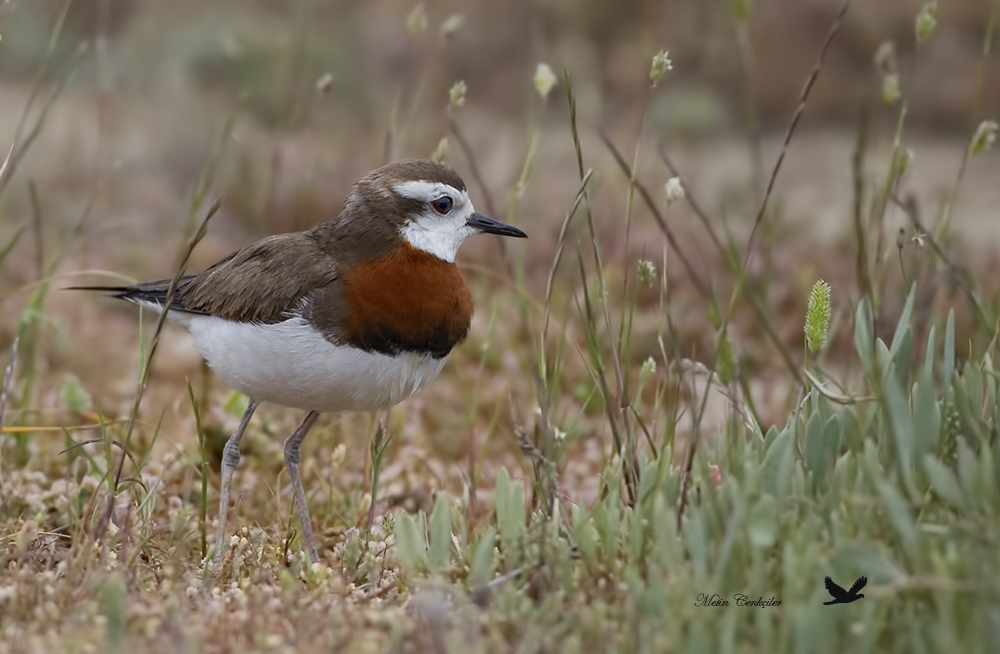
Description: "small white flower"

(970, 120), (998, 156)
(315, 72), (334, 94)
(650, 50), (673, 87)
(665, 177), (685, 204)
(640, 357), (657, 384)
(440, 14), (464, 37)
(892, 147), (914, 177)
(431, 137), (449, 163)
(882, 73), (901, 104)
(330, 443), (346, 467)
(449, 80), (467, 109)
(406, 3), (428, 36)
(637, 260), (656, 285)
(534, 63), (557, 100)
(915, 2), (938, 42)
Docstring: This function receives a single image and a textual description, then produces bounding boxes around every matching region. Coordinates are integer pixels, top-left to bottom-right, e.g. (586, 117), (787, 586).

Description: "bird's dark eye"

(431, 196), (453, 215)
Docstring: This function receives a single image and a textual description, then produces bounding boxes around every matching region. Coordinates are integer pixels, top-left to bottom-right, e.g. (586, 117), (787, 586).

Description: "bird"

(823, 576), (867, 604)
(73, 160), (527, 567)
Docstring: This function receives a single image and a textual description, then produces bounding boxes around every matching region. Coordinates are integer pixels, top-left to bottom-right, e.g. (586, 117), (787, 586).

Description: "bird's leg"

(212, 398), (260, 568)
(283, 411), (321, 565)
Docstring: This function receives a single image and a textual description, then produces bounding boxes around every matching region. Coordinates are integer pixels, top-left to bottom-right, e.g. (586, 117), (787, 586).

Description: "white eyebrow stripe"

(393, 180), (466, 203)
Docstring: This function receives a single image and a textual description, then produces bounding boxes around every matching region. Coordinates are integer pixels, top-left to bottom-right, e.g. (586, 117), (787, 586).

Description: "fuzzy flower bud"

(440, 14), (464, 38)
(449, 80), (467, 109)
(315, 72), (334, 94)
(380, 513), (395, 535)
(649, 50), (673, 87)
(892, 147), (914, 179)
(664, 177), (685, 205)
(534, 63), (557, 100)
(805, 279), (832, 353)
(969, 120), (998, 156)
(637, 260), (656, 286)
(874, 42), (900, 104)
(639, 357), (657, 385)
(406, 3), (428, 36)
(431, 137), (449, 163)
(882, 74), (901, 104)
(915, 2), (938, 42)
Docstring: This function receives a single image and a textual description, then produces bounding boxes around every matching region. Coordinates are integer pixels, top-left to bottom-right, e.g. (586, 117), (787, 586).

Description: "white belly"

(182, 314), (447, 412)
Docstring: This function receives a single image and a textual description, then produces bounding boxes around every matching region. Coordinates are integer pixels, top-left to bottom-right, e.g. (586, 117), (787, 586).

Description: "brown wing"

(100, 232), (341, 324)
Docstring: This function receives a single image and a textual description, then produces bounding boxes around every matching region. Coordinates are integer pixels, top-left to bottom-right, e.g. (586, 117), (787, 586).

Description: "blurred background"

(0, 0), (998, 429)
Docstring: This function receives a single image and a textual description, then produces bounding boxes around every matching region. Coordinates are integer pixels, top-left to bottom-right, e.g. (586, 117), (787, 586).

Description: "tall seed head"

(805, 280), (832, 353)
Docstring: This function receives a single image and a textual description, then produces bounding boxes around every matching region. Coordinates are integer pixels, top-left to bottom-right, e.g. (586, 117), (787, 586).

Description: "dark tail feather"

(66, 285), (134, 296)
(67, 281), (196, 312)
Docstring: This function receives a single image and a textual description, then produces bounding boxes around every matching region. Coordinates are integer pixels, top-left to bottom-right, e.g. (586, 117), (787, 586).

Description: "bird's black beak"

(467, 213), (527, 238)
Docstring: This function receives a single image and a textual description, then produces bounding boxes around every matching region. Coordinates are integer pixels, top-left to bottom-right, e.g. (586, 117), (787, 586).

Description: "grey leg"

(284, 411), (321, 565)
(212, 399), (260, 568)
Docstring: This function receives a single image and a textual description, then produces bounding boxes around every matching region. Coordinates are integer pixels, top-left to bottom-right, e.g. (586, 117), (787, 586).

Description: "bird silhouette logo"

(823, 576), (867, 605)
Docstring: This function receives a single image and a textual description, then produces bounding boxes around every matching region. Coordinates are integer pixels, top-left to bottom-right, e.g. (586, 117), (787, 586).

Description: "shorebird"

(76, 160), (526, 566)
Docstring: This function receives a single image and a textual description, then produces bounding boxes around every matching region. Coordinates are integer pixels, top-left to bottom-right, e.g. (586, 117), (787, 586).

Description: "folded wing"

(72, 232), (341, 325)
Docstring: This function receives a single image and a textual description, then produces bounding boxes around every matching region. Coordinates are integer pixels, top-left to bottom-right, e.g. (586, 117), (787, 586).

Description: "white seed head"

(915, 2), (938, 42)
(406, 3), (428, 36)
(440, 14), (464, 38)
(431, 137), (449, 163)
(970, 120), (998, 156)
(874, 42), (897, 75)
(449, 80), (467, 109)
(882, 73), (901, 104)
(315, 72), (334, 94)
(637, 259), (656, 285)
(650, 50), (673, 87)
(665, 177), (685, 204)
(640, 356), (657, 383)
(892, 147), (915, 178)
(534, 63), (557, 100)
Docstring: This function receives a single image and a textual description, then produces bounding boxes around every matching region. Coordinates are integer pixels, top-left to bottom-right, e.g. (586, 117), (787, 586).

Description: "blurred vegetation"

(0, 0), (999, 652)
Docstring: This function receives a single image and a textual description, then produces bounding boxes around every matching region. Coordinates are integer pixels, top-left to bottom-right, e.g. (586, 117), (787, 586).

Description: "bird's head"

(344, 160), (526, 263)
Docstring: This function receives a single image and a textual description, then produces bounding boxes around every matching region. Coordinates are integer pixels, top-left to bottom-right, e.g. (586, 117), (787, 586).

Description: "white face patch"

(393, 181), (476, 263)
